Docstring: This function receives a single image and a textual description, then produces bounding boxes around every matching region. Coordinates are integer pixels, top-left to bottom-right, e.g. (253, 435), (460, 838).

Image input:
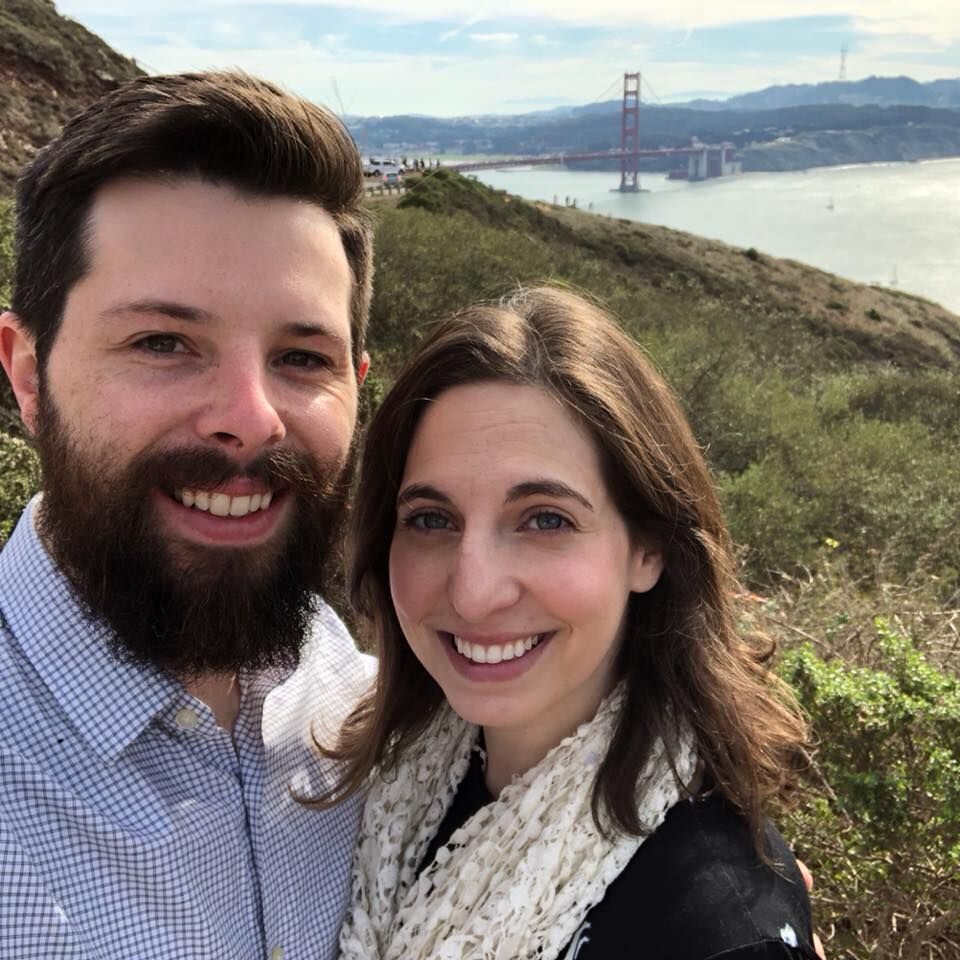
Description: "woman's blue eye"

(408, 512), (449, 531)
(526, 512), (568, 531)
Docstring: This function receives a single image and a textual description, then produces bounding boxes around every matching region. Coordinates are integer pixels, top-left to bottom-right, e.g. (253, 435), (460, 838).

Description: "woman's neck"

(479, 662), (620, 796)
(481, 691), (609, 796)
(482, 725), (554, 796)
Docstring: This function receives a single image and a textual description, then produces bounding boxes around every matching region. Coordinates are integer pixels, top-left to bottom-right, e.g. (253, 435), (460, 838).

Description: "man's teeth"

(175, 489), (273, 518)
(453, 635), (542, 665)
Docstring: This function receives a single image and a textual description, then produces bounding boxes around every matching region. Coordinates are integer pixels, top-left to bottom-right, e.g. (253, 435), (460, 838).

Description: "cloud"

(54, 0), (960, 117)
(469, 32), (519, 43)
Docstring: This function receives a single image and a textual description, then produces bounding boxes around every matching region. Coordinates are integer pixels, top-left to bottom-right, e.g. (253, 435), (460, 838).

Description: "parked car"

(383, 171), (402, 185)
(363, 157), (405, 177)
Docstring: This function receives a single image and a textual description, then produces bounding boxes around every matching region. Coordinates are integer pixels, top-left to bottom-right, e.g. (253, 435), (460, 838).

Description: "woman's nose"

(448, 535), (522, 623)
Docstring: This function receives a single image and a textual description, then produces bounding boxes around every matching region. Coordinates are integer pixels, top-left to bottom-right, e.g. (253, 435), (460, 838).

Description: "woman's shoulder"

(572, 793), (818, 960)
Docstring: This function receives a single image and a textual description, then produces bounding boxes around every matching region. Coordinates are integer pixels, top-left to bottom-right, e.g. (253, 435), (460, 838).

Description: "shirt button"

(269, 948), (284, 960)
(174, 707), (200, 730)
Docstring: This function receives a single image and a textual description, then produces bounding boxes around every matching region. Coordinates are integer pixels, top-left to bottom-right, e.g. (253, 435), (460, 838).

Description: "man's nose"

(448, 535), (521, 624)
(194, 356), (286, 451)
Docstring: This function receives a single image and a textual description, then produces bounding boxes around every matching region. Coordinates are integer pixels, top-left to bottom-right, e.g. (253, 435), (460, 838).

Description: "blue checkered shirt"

(0, 499), (374, 960)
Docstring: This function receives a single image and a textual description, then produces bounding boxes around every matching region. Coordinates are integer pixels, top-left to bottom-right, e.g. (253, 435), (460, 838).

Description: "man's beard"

(34, 392), (353, 679)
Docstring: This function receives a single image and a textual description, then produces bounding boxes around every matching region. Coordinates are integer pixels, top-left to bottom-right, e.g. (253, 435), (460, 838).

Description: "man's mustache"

(137, 445), (330, 497)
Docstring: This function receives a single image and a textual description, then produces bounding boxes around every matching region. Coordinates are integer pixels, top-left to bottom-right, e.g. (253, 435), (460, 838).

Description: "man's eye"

(137, 334), (184, 354)
(281, 351), (329, 369)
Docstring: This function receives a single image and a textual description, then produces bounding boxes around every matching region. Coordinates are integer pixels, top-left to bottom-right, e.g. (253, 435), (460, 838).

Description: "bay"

(473, 158), (960, 314)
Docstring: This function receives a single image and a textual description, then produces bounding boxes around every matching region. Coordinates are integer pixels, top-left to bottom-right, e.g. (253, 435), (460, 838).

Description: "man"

(0, 72), (374, 959)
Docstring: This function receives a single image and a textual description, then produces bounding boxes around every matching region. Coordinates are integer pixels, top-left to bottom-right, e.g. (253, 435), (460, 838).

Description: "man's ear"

(0, 312), (40, 435)
(357, 350), (370, 386)
(628, 537), (665, 595)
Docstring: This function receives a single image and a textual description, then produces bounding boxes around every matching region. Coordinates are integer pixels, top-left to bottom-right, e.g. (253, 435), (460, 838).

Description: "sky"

(57, 1), (960, 117)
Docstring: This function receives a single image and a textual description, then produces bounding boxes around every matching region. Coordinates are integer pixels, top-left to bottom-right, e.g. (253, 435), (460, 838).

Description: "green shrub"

(781, 621), (960, 957)
(0, 431), (39, 544)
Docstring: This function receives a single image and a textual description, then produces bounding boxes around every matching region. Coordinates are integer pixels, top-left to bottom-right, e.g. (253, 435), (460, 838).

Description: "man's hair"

(11, 70), (373, 366)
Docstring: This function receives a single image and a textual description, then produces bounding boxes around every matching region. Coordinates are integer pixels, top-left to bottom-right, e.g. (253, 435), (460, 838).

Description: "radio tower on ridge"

(838, 42), (848, 81)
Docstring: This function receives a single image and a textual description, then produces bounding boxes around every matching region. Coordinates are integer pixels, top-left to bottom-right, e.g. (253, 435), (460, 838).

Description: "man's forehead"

(75, 178), (353, 331)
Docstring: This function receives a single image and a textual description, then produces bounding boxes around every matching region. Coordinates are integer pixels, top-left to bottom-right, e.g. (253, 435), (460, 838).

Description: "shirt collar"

(0, 496), (182, 762)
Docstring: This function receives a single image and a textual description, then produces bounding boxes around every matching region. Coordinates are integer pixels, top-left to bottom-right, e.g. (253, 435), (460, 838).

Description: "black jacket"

(421, 749), (819, 959)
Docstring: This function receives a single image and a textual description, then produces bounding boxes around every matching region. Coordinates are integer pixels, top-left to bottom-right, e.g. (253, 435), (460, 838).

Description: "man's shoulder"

(261, 599), (374, 750)
(0, 615), (68, 755)
(302, 599), (376, 687)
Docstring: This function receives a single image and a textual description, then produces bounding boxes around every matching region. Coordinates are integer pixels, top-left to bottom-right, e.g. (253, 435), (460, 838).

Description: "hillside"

(0, 0), (141, 189)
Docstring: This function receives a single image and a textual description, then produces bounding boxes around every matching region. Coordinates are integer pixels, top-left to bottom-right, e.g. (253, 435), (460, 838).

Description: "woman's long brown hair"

(319, 286), (808, 848)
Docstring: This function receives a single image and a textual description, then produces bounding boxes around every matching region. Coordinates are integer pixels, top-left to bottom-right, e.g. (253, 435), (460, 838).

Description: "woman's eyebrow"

(505, 480), (594, 511)
(397, 483), (451, 506)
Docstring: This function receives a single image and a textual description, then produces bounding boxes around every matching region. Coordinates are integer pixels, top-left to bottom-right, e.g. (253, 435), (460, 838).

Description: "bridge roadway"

(446, 146), (724, 172)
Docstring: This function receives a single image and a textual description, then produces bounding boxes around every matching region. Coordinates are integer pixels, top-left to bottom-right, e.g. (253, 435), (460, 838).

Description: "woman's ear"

(0, 312), (40, 435)
(628, 538), (664, 594)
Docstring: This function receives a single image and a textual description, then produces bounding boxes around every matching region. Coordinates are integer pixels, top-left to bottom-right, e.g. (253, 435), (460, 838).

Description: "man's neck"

(184, 673), (242, 732)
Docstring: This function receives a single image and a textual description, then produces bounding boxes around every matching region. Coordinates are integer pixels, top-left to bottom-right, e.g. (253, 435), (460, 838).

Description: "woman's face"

(389, 382), (663, 745)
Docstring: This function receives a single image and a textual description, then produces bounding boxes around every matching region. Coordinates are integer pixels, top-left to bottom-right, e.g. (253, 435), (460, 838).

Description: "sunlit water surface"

(474, 158), (960, 313)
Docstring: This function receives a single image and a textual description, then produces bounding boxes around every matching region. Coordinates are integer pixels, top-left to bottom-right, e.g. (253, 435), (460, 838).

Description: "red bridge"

(446, 74), (740, 190)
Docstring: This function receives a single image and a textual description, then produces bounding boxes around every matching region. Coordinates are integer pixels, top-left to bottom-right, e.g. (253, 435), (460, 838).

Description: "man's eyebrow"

(505, 479), (594, 511)
(99, 299), (215, 323)
(397, 484), (452, 506)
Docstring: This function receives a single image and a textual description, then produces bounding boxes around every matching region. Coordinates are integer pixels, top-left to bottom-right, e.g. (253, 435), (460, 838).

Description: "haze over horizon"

(57, 1), (959, 117)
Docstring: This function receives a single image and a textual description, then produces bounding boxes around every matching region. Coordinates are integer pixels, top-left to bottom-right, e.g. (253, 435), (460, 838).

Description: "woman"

(329, 286), (818, 959)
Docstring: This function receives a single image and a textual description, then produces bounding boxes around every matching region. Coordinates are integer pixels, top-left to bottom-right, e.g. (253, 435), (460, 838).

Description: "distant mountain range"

(348, 75), (960, 174)
(680, 76), (960, 112)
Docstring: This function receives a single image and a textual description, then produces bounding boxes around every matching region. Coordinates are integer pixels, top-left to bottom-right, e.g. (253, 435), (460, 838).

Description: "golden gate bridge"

(446, 73), (740, 191)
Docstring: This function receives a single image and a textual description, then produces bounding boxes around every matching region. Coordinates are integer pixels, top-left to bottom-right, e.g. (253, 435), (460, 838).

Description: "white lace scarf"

(338, 689), (697, 960)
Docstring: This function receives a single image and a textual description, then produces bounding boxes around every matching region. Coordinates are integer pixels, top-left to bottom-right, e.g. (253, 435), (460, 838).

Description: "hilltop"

(379, 170), (960, 372)
(0, 0), (141, 189)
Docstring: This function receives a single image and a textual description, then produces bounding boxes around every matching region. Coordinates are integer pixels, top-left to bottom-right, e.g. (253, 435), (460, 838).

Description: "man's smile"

(174, 487), (275, 518)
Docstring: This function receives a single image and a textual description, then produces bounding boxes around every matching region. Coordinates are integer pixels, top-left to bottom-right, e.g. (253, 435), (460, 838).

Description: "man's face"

(27, 177), (360, 676)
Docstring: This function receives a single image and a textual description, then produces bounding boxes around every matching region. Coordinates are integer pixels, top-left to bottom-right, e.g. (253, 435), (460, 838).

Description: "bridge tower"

(619, 72), (640, 193)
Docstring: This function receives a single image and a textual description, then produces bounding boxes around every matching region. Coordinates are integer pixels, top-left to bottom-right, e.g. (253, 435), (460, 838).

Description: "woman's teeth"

(174, 489), (273, 518)
(453, 634), (543, 665)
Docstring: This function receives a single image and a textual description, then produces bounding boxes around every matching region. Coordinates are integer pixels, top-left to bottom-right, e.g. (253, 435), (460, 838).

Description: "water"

(474, 158), (960, 314)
